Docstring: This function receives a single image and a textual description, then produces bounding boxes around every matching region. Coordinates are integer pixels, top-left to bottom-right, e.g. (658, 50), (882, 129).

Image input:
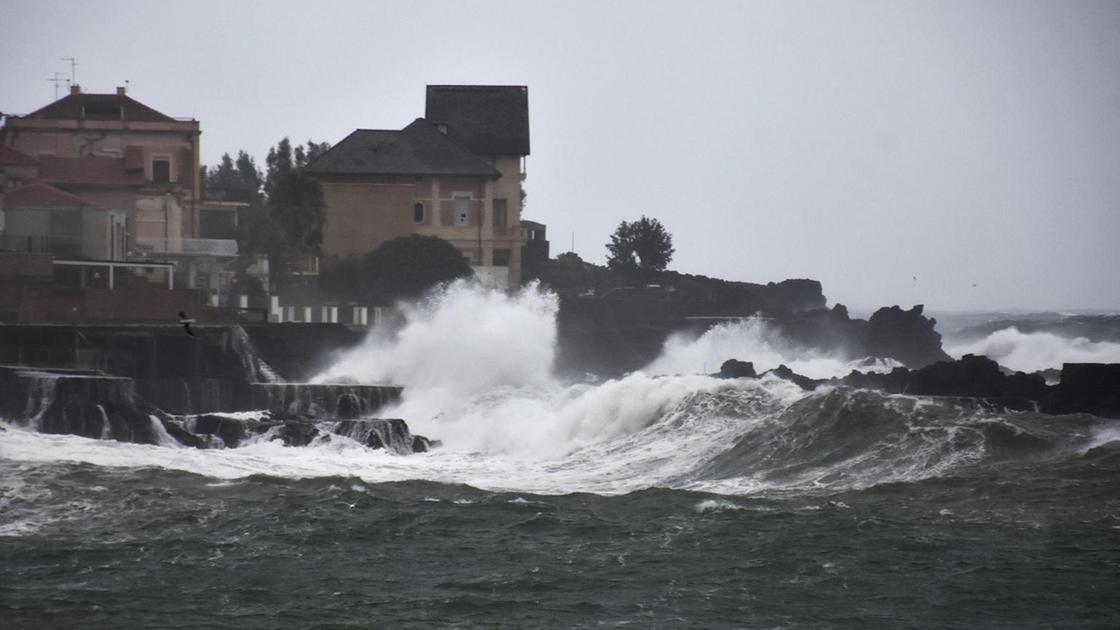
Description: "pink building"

(1, 84), (201, 253)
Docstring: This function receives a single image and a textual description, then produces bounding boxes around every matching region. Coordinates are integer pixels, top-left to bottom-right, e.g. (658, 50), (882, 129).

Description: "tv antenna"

(47, 72), (68, 99)
(62, 57), (78, 85)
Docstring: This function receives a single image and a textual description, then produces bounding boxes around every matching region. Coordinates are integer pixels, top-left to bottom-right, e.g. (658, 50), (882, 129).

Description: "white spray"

(946, 326), (1120, 373)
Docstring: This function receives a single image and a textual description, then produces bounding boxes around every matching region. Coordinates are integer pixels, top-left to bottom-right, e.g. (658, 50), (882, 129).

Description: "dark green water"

(3, 430), (1119, 629)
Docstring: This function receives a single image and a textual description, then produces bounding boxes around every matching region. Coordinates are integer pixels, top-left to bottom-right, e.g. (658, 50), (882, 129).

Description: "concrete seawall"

(0, 323), (374, 413)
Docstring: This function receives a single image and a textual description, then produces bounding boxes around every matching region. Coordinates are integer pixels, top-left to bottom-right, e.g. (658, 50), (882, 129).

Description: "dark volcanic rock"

(276, 421), (322, 447)
(722, 355), (1120, 418)
(770, 303), (950, 369)
(763, 365), (826, 391)
(1048, 363), (1120, 417)
(718, 359), (757, 379)
(865, 305), (952, 368)
(411, 435), (439, 453)
(0, 366), (162, 444)
(188, 414), (253, 448)
(839, 354), (1046, 407)
(333, 418), (421, 454)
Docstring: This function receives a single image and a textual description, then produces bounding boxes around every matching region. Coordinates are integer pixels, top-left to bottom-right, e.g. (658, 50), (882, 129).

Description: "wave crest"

(946, 326), (1120, 373)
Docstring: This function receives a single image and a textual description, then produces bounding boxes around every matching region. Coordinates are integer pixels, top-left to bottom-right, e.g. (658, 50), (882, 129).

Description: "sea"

(3, 284), (1120, 629)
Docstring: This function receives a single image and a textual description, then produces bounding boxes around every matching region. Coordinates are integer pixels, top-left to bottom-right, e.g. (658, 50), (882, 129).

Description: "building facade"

(306, 85), (532, 287)
(0, 86), (238, 304)
(0, 85), (201, 251)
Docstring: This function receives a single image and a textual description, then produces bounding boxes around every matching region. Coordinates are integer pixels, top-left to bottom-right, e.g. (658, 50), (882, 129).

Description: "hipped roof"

(305, 118), (500, 178)
(20, 91), (177, 123)
(0, 145), (38, 166)
(4, 181), (96, 208)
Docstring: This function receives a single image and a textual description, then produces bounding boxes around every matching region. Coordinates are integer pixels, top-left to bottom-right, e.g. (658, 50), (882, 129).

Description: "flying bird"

(179, 311), (196, 337)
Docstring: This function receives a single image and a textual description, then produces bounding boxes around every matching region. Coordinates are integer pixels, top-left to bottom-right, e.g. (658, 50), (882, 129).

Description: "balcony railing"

(135, 237), (238, 257)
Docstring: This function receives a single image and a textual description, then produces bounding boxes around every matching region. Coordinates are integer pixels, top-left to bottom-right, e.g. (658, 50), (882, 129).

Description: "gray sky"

(3, 0), (1118, 311)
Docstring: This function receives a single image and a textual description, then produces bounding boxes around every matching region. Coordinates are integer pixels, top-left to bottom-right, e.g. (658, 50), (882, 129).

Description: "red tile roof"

(0, 145), (39, 166)
(3, 181), (96, 208)
(38, 155), (146, 186)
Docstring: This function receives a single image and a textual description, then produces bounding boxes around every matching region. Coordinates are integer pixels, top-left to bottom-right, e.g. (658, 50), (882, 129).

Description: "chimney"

(116, 86), (127, 96)
(69, 84), (81, 95)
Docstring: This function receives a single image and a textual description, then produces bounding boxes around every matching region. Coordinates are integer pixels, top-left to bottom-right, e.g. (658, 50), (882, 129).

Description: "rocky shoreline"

(717, 355), (1120, 419)
(0, 364), (435, 453)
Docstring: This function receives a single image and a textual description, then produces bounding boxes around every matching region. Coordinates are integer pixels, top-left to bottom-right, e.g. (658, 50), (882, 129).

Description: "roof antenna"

(62, 57), (78, 86)
(47, 72), (67, 99)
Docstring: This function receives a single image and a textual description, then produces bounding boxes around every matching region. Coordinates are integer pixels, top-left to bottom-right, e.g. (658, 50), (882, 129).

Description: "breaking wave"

(3, 284), (1118, 497)
(646, 318), (900, 379)
(946, 326), (1120, 373)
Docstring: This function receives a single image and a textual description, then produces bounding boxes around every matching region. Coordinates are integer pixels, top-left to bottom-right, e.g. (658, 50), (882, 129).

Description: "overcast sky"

(2, 0), (1118, 311)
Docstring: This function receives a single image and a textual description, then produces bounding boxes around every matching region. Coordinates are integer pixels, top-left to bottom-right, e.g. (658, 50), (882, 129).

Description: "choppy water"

(3, 286), (1120, 628)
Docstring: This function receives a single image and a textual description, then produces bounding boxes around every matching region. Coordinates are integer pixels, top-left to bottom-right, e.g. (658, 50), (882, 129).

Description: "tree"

(320, 235), (474, 304)
(605, 215), (674, 274)
(264, 138), (329, 289)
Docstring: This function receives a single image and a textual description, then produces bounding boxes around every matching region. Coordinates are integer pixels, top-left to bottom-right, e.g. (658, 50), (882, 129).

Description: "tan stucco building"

(307, 85), (532, 287)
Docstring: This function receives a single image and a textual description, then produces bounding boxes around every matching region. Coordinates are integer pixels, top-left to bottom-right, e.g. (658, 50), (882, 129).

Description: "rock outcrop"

(0, 365), (434, 453)
(717, 354), (1120, 418)
(771, 304), (951, 369)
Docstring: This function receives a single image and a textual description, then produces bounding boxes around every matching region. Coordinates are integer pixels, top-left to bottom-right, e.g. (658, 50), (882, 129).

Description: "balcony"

(135, 237), (238, 258)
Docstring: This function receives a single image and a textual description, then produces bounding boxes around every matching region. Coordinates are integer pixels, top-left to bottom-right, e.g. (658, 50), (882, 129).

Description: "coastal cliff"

(536, 257), (947, 376)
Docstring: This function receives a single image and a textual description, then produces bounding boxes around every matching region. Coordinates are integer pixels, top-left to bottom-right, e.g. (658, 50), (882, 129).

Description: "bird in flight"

(179, 311), (196, 337)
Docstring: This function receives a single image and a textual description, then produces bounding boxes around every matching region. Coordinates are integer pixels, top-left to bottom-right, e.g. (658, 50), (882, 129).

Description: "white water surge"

(946, 326), (1120, 373)
(3, 283), (1115, 496)
(646, 318), (900, 379)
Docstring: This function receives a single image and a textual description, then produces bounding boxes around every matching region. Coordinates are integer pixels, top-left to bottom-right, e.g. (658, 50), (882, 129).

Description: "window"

(454, 197), (470, 226)
(413, 202), (425, 224)
(492, 198), (508, 228)
(82, 105), (122, 120)
(493, 248), (511, 267)
(152, 158), (171, 184)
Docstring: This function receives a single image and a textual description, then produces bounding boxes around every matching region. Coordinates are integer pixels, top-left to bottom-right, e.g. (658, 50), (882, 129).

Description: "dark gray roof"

(305, 119), (500, 178)
(425, 85), (529, 156)
(21, 91), (178, 123)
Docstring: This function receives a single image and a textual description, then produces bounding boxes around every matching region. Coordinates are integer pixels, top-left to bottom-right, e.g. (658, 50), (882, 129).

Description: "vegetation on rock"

(320, 235), (474, 304)
(605, 215), (675, 275)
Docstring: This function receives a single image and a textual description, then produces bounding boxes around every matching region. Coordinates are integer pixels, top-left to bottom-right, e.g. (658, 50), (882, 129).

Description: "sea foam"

(946, 326), (1120, 373)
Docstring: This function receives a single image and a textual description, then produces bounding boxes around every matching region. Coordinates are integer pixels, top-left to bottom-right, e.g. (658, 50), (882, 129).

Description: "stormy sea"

(3, 285), (1119, 629)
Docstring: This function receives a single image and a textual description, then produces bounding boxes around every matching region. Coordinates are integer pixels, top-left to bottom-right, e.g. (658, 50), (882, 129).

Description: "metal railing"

(135, 237), (238, 257)
(0, 234), (54, 253)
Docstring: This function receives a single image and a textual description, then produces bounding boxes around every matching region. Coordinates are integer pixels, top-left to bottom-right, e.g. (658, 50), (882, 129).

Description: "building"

(306, 85), (534, 288)
(1, 84), (201, 250)
(2, 181), (125, 260)
(0, 85), (239, 304)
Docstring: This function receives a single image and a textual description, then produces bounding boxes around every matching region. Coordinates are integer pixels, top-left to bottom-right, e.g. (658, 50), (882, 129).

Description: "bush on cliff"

(606, 216), (675, 276)
(321, 235), (473, 304)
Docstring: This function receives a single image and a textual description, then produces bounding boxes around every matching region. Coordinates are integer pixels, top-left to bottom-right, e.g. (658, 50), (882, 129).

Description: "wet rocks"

(1, 365), (436, 452)
(1049, 363), (1120, 417)
(865, 305), (952, 368)
(725, 354), (1120, 418)
(717, 359), (757, 379)
(770, 303), (951, 369)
